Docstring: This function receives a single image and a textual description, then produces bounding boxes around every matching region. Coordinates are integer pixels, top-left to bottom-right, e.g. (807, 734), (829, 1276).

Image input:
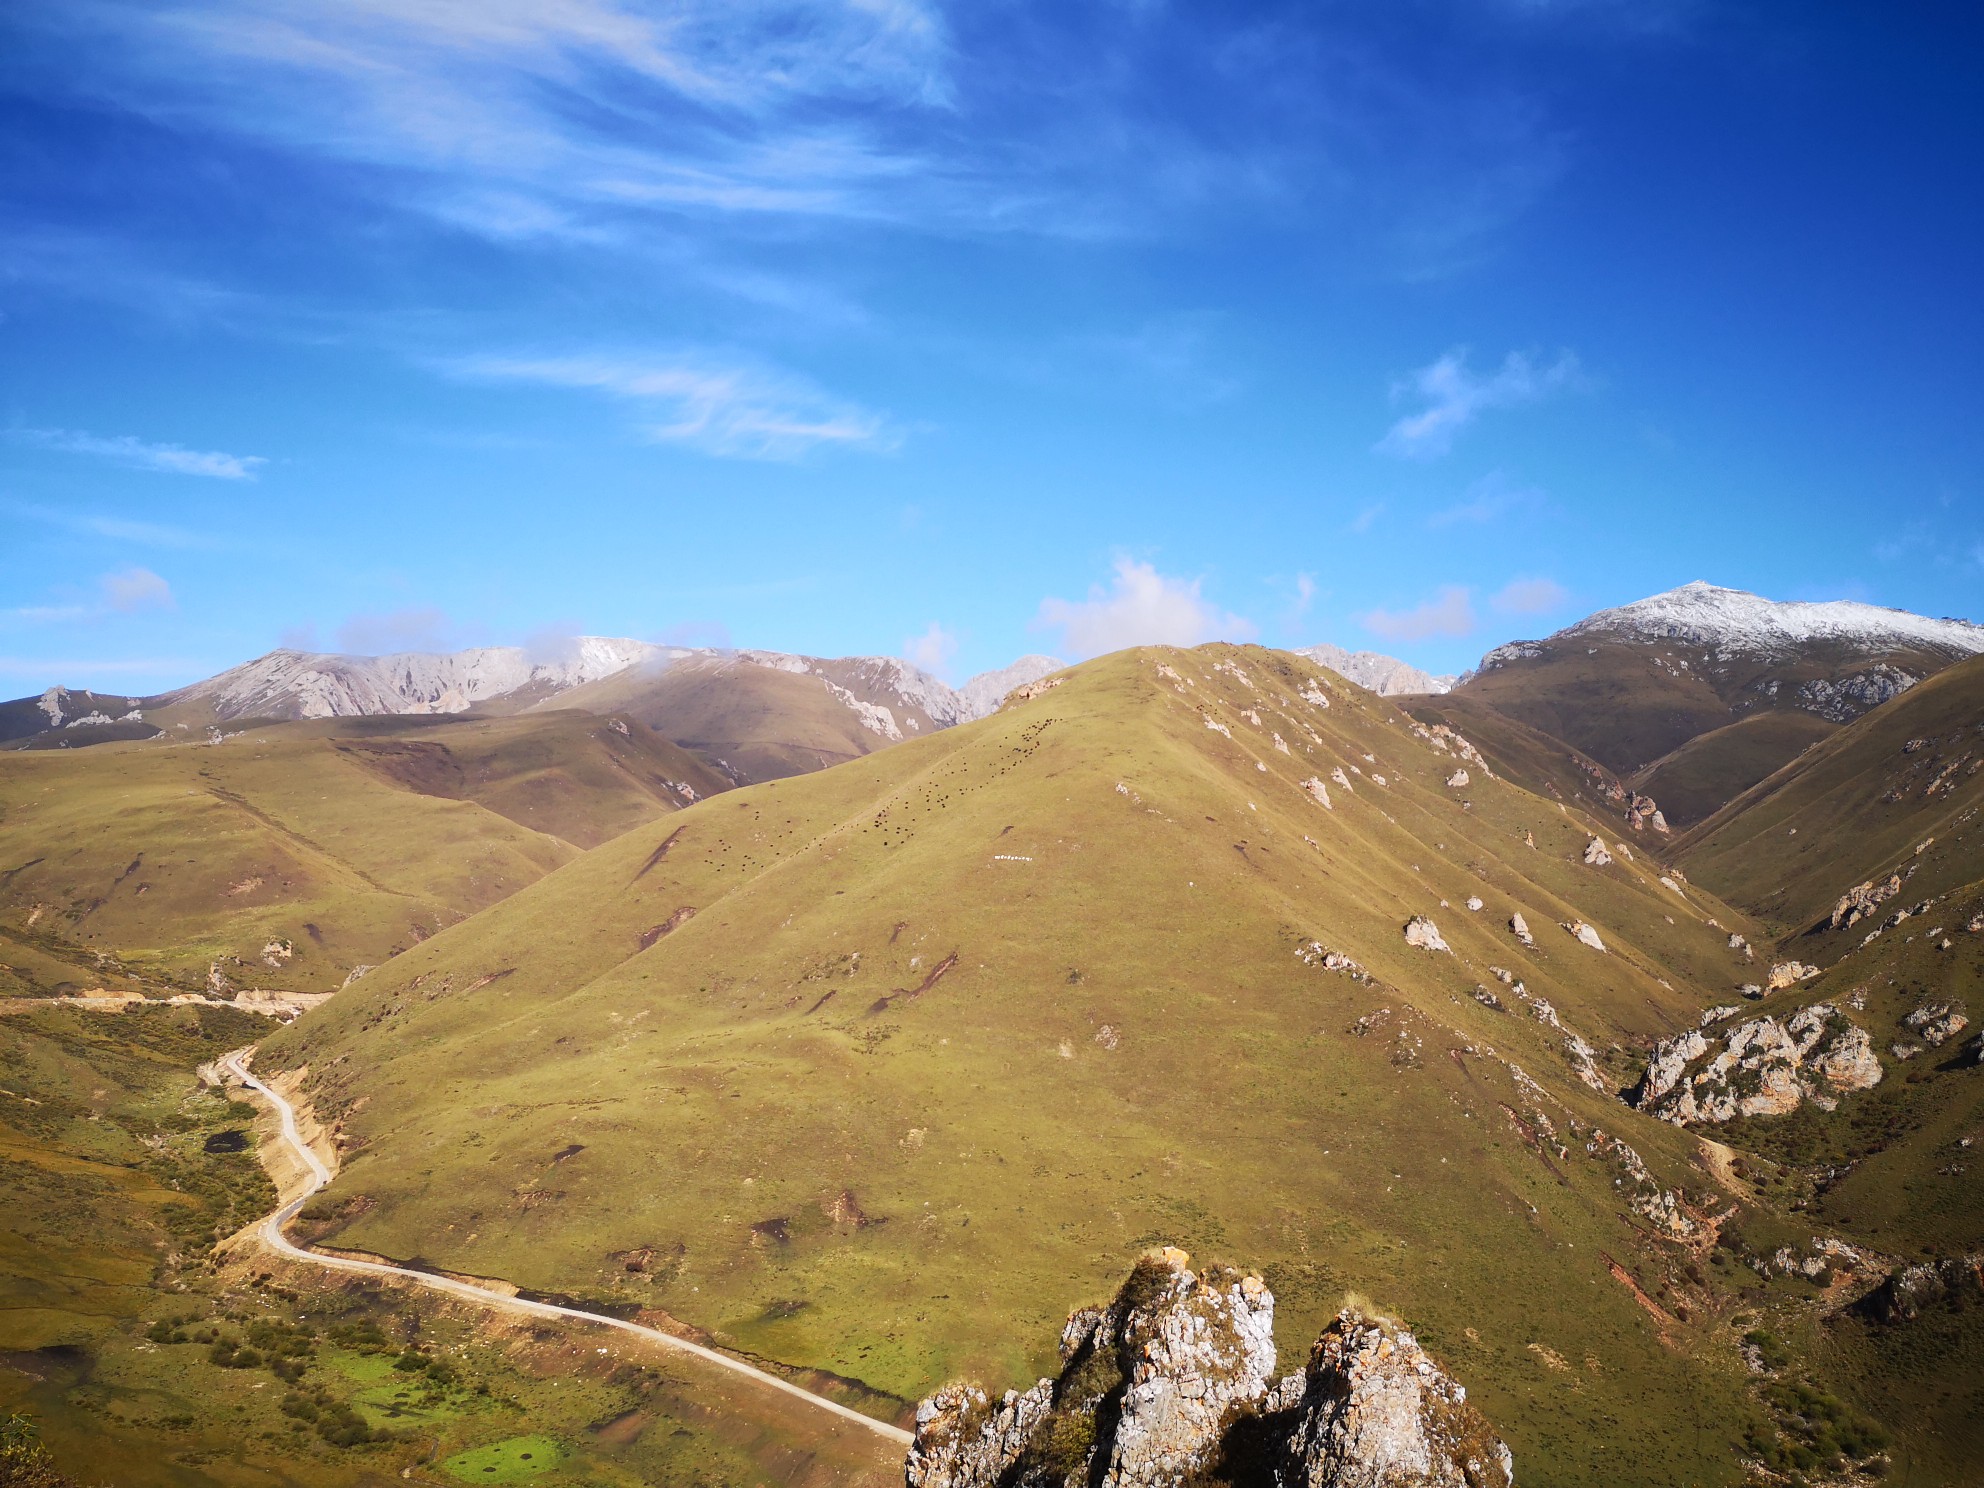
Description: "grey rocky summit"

(905, 1249), (1511, 1488)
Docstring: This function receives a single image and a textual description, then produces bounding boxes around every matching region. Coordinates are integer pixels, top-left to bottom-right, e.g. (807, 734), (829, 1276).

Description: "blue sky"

(2, 0), (1979, 694)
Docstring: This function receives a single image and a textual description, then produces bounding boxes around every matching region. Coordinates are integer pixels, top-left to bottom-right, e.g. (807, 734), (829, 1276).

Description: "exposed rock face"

(1302, 777), (1334, 809)
(1765, 961), (1821, 991)
(1295, 644), (1457, 698)
(1582, 838), (1611, 867)
(1508, 913), (1534, 948)
(1274, 1314), (1513, 1488)
(1901, 1002), (1969, 1047)
(1445, 769), (1470, 789)
(1625, 793), (1669, 834)
(906, 1253), (1511, 1488)
(909, 1381), (1054, 1488)
(1403, 917), (1450, 954)
(1853, 1255), (1984, 1325)
(1564, 921), (1606, 952)
(1637, 1002), (1883, 1125)
(1796, 665), (1918, 722)
(1830, 873), (1906, 929)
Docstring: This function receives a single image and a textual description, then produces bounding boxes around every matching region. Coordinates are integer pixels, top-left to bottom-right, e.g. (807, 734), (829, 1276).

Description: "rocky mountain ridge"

(1, 643), (1068, 754)
(907, 1249), (1511, 1488)
(1292, 644), (1456, 698)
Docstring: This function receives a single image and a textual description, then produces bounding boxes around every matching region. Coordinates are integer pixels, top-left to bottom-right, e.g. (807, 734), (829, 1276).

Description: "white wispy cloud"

(335, 607), (456, 656)
(2, 567), (176, 625)
(101, 566), (176, 612)
(6, 501), (216, 549)
(1426, 471), (1546, 528)
(1491, 576), (1568, 615)
(33, 0), (953, 241)
(457, 352), (895, 459)
(11, 428), (266, 479)
(0, 656), (201, 686)
(1360, 585), (1475, 641)
(1037, 558), (1255, 658)
(13, 2), (1585, 274)
(1288, 573), (1317, 622)
(903, 621), (957, 677)
(2, 605), (92, 625)
(1378, 348), (1581, 458)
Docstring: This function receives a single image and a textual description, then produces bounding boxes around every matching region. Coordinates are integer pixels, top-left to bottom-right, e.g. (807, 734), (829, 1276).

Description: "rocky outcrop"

(1625, 793), (1669, 834)
(1563, 921), (1606, 952)
(1901, 1002), (1968, 1047)
(1637, 1003), (1883, 1125)
(906, 1252), (1511, 1488)
(1853, 1255), (1984, 1325)
(1796, 665), (1918, 722)
(1581, 839), (1611, 867)
(1765, 962), (1820, 991)
(1403, 917), (1450, 954)
(1508, 913), (1534, 948)
(1829, 873), (1906, 929)
(1272, 1313), (1513, 1488)
(1296, 644), (1457, 698)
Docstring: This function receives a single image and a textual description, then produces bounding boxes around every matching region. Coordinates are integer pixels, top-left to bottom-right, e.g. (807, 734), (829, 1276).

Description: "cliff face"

(906, 1250), (1511, 1488)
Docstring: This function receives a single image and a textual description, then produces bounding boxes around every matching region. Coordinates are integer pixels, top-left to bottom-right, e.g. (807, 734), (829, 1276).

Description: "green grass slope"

(1629, 711), (1838, 832)
(0, 712), (716, 990)
(1678, 656), (1984, 1480)
(533, 654), (928, 783)
(1455, 635), (1963, 816)
(264, 645), (1796, 1487)
(1679, 654), (1984, 936)
(1401, 694), (1644, 834)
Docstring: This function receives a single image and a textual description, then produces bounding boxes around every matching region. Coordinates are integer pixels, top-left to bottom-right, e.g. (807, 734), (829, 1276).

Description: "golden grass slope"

(1679, 654), (1984, 935)
(1675, 658), (1984, 1482)
(265, 645), (1780, 1488)
(532, 652), (937, 783)
(0, 711), (720, 991)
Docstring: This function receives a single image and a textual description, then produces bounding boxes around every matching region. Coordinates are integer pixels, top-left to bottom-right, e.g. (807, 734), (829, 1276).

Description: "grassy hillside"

(1629, 711), (1838, 831)
(262, 645), (1806, 1488)
(1678, 655), (1984, 1480)
(0, 712), (719, 990)
(1401, 694), (1644, 834)
(0, 1003), (900, 1488)
(1679, 654), (1984, 935)
(1454, 635), (1968, 826)
(532, 653), (945, 784)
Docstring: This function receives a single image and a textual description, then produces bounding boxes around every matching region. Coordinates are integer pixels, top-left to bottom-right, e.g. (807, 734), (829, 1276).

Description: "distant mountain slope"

(0, 643), (1066, 784)
(264, 643), (1781, 1487)
(1456, 582), (1984, 827)
(1294, 642), (1455, 695)
(1399, 693), (1641, 830)
(0, 710), (720, 989)
(1679, 652), (1984, 938)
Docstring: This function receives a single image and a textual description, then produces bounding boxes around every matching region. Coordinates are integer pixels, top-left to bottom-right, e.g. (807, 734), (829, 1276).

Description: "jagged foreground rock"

(906, 1250), (1511, 1488)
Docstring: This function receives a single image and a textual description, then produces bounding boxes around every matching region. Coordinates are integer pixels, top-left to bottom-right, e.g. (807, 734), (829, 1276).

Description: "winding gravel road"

(219, 1049), (914, 1448)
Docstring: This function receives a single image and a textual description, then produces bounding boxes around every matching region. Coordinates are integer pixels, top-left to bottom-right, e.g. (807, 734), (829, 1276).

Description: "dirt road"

(218, 1048), (915, 1450)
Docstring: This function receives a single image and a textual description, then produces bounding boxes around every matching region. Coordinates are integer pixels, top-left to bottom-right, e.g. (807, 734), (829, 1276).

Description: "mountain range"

(1, 580), (1980, 1488)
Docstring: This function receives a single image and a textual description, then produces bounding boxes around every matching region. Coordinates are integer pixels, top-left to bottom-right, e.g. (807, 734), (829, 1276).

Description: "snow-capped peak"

(1548, 582), (1984, 658)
